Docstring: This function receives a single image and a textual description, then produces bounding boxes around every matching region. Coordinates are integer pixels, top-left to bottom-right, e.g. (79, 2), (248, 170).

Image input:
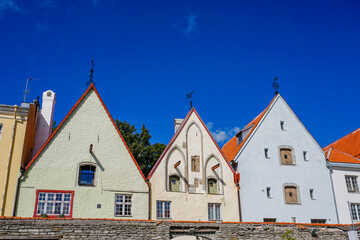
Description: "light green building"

(16, 84), (149, 219)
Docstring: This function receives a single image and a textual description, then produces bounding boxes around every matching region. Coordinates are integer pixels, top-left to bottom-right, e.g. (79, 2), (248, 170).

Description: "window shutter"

(285, 186), (298, 203)
(280, 149), (293, 165)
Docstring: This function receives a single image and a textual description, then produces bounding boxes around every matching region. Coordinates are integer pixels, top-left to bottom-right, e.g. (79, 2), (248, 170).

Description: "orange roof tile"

(325, 148), (360, 164)
(221, 95), (278, 162)
(324, 128), (360, 159)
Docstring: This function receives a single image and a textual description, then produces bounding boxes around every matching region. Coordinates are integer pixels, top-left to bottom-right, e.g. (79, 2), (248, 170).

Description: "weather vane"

(272, 76), (279, 94)
(86, 59), (96, 86)
(186, 91), (195, 110)
(23, 76), (38, 102)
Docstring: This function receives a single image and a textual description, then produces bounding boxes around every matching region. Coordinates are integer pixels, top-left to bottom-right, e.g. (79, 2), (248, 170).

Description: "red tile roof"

(325, 148), (360, 164)
(25, 84), (146, 181)
(221, 95), (278, 162)
(324, 128), (360, 159)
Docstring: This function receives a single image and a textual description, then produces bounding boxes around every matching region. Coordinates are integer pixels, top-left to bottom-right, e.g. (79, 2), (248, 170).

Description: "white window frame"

(208, 203), (221, 221)
(350, 203), (360, 221)
(35, 191), (72, 217)
(114, 194), (132, 217)
(345, 176), (359, 192)
(156, 201), (171, 219)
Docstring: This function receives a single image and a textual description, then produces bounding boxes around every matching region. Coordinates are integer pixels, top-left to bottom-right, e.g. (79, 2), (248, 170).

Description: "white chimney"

(174, 119), (183, 133)
(33, 90), (56, 156)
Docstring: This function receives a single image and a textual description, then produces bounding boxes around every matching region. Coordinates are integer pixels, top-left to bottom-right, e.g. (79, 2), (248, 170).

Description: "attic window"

(303, 151), (308, 161)
(264, 148), (269, 158)
(78, 165), (96, 186)
(280, 121), (285, 131)
(191, 155), (200, 172)
(284, 186), (299, 204)
(280, 148), (294, 165)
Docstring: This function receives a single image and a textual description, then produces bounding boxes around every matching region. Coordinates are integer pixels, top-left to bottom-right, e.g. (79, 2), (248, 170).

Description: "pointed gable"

(148, 107), (235, 180)
(324, 128), (360, 159)
(25, 84), (145, 181)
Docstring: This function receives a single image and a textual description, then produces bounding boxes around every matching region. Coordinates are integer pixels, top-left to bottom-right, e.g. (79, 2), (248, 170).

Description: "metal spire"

(87, 59), (95, 86)
(272, 76), (279, 94)
(186, 91), (195, 110)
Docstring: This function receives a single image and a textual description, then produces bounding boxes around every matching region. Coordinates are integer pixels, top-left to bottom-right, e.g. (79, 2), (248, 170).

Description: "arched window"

(169, 175), (180, 192)
(78, 165), (96, 186)
(208, 178), (218, 194)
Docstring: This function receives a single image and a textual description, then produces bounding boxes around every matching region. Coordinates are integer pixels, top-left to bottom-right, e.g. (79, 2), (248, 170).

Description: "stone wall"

(0, 218), (358, 239)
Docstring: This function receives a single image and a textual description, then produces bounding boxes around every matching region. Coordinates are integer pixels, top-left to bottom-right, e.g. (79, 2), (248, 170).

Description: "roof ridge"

(324, 128), (360, 150)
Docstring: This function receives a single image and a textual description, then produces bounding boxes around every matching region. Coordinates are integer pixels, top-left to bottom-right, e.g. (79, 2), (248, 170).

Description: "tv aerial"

(272, 76), (279, 94)
(186, 90), (195, 110)
(23, 76), (38, 103)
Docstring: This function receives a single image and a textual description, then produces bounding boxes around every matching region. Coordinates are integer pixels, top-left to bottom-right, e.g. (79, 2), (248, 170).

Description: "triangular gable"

(222, 94), (325, 162)
(147, 107), (236, 180)
(324, 128), (360, 159)
(325, 147), (360, 164)
(25, 84), (146, 181)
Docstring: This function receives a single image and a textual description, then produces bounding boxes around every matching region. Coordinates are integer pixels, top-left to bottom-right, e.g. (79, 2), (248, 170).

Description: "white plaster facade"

(329, 163), (360, 224)
(16, 85), (148, 219)
(226, 95), (338, 223)
(148, 108), (240, 222)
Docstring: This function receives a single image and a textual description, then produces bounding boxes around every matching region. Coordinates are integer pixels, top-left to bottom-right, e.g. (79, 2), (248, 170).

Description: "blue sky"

(0, 0), (359, 148)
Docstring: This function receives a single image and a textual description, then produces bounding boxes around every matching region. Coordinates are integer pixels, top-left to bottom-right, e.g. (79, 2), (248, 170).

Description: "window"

(264, 148), (269, 158)
(208, 179), (218, 194)
(303, 151), (308, 161)
(311, 219), (326, 223)
(263, 218), (276, 222)
(115, 194), (132, 216)
(78, 165), (96, 186)
(0, 124), (2, 140)
(266, 187), (272, 198)
(169, 175), (180, 192)
(156, 201), (171, 219)
(310, 189), (315, 200)
(350, 203), (360, 220)
(208, 203), (221, 220)
(280, 148), (294, 165)
(292, 217), (296, 223)
(280, 121), (285, 130)
(34, 190), (74, 217)
(284, 186), (299, 204)
(191, 155), (200, 172)
(345, 176), (359, 192)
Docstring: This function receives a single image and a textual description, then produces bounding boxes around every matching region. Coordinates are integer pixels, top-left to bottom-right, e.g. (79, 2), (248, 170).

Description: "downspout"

(12, 167), (25, 216)
(1, 105), (18, 216)
(146, 180), (151, 220)
(326, 148), (340, 224)
(235, 173), (242, 222)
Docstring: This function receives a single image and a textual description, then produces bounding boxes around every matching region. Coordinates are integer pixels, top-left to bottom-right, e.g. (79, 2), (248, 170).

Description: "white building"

(16, 84), (149, 219)
(147, 108), (240, 221)
(222, 94), (338, 223)
(324, 129), (360, 224)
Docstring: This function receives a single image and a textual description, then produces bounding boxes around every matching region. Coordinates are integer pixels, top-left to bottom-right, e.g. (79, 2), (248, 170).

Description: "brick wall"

(0, 218), (357, 239)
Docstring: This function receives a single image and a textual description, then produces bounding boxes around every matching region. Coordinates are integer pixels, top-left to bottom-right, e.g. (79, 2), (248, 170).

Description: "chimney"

(174, 119), (183, 133)
(33, 90), (56, 156)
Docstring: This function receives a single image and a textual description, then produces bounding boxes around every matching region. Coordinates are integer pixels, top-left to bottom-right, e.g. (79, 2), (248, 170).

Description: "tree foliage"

(115, 120), (166, 177)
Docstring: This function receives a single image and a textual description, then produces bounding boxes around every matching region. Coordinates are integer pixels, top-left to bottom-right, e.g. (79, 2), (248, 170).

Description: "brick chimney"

(174, 119), (183, 133)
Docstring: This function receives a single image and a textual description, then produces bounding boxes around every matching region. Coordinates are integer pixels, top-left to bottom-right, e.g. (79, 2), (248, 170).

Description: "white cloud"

(0, 0), (20, 13)
(207, 122), (240, 144)
(184, 13), (199, 35)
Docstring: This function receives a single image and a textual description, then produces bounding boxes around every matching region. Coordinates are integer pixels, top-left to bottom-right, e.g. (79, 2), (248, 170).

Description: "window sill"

(347, 191), (360, 194)
(207, 193), (223, 196)
(285, 202), (301, 205)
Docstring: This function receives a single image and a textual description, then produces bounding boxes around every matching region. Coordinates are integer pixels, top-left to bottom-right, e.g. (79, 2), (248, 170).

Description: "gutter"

(12, 167), (25, 216)
(1, 105), (18, 216)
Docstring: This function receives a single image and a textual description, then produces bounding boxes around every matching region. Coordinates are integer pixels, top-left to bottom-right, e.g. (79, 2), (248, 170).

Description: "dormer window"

(78, 164), (96, 186)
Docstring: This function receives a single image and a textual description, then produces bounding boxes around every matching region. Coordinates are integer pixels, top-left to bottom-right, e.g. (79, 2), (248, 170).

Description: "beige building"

(147, 108), (240, 221)
(0, 102), (39, 216)
(16, 84), (149, 219)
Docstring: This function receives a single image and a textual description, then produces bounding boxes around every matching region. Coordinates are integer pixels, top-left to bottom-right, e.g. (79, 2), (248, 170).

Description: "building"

(147, 108), (240, 221)
(0, 101), (39, 216)
(222, 94), (338, 223)
(324, 129), (360, 224)
(15, 84), (149, 219)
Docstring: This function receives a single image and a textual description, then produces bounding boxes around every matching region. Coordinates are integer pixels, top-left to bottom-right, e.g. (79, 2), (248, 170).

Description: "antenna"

(272, 76), (279, 94)
(23, 76), (38, 103)
(186, 90), (195, 110)
(86, 59), (96, 86)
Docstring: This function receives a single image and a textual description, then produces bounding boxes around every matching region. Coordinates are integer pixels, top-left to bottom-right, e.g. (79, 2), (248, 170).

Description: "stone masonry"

(0, 218), (358, 239)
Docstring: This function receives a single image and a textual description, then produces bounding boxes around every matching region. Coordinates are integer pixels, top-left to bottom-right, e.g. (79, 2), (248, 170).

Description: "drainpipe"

(12, 167), (25, 216)
(236, 183), (242, 222)
(1, 105), (18, 216)
(146, 180), (152, 220)
(327, 159), (340, 224)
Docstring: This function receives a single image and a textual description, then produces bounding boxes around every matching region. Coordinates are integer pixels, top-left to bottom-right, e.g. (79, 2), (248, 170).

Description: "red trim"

(147, 107), (236, 182)
(33, 190), (75, 218)
(25, 84), (146, 181)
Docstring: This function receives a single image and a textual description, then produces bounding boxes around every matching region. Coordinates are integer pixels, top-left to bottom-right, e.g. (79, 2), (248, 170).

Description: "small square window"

(292, 217), (296, 223)
(264, 148), (269, 158)
(115, 194), (132, 216)
(311, 219), (326, 223)
(264, 218), (276, 222)
(310, 189), (315, 200)
(156, 201), (171, 219)
(303, 151), (308, 161)
(78, 165), (96, 186)
(346, 176), (359, 192)
(266, 187), (271, 198)
(208, 203), (221, 220)
(280, 121), (285, 131)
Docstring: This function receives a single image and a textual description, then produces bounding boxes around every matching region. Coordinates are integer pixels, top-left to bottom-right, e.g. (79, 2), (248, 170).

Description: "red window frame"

(33, 190), (75, 218)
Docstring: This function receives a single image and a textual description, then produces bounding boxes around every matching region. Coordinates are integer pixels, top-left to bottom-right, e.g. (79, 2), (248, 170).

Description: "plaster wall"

(16, 89), (148, 219)
(235, 96), (338, 223)
(150, 111), (239, 221)
(331, 167), (360, 224)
